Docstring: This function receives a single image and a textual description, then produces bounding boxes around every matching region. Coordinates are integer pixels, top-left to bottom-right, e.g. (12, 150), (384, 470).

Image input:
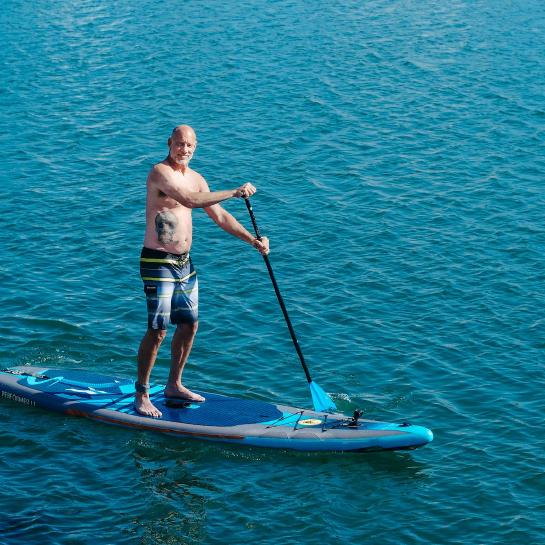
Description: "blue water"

(1, 0), (545, 543)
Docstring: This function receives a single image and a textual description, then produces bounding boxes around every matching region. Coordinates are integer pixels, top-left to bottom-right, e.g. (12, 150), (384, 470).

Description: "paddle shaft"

(245, 198), (313, 384)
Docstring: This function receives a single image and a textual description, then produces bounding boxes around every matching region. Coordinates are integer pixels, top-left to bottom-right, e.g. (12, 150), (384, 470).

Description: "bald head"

(171, 125), (196, 141)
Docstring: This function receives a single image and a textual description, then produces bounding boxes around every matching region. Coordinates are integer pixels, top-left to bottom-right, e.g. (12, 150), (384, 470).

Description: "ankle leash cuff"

(135, 381), (150, 394)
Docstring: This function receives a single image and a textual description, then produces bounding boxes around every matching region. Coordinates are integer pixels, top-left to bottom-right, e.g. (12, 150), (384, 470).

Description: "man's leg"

(164, 321), (204, 402)
(135, 328), (167, 417)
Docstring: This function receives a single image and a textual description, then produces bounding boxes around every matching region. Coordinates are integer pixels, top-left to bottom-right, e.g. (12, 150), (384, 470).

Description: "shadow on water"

(121, 432), (433, 543)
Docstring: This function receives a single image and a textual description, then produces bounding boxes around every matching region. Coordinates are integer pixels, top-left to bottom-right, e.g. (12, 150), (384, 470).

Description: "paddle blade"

(309, 381), (337, 412)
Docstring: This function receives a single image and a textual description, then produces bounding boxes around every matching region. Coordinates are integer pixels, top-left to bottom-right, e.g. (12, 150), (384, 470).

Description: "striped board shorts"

(140, 247), (199, 329)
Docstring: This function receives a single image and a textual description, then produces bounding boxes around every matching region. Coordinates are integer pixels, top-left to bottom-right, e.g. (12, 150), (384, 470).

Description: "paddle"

(244, 198), (337, 412)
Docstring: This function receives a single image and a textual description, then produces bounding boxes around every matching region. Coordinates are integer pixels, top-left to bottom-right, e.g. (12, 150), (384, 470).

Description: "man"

(136, 125), (269, 418)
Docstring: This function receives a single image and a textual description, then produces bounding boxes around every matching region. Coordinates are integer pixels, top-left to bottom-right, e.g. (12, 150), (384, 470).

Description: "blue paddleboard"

(0, 367), (433, 453)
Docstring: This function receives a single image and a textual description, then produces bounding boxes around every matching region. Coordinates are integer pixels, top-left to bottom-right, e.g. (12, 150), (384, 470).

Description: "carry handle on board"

(244, 197), (337, 413)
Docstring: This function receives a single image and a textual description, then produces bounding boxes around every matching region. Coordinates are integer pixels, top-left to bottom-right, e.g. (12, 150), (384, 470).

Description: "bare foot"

(134, 394), (163, 418)
(164, 385), (205, 403)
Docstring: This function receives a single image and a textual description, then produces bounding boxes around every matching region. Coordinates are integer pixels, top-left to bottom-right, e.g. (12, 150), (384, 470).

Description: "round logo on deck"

(299, 418), (323, 426)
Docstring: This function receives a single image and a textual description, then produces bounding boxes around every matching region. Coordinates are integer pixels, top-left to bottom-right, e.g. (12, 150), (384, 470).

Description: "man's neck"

(166, 155), (189, 174)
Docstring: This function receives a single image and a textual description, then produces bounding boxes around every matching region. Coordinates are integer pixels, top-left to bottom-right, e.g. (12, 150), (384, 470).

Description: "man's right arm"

(150, 166), (254, 209)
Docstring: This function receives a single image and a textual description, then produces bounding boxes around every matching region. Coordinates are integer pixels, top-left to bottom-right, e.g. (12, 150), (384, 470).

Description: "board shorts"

(140, 247), (199, 329)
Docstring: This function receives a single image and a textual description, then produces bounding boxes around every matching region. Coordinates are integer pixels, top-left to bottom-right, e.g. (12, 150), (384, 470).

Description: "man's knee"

(148, 328), (167, 344)
(178, 321), (198, 336)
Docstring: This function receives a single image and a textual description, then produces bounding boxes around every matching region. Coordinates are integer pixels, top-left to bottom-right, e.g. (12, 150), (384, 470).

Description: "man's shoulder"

(147, 161), (172, 184)
(151, 160), (170, 175)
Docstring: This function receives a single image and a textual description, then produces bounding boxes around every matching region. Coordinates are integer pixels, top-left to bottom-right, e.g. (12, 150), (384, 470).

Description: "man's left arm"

(204, 203), (270, 256)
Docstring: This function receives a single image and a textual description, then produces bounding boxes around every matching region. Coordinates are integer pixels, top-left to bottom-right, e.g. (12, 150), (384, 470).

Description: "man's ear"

(167, 137), (172, 147)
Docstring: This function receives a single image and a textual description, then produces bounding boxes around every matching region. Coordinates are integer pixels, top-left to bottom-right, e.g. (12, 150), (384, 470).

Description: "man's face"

(168, 130), (196, 166)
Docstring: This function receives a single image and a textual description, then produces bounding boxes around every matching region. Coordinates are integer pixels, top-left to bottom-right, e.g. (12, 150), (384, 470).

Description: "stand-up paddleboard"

(0, 367), (433, 453)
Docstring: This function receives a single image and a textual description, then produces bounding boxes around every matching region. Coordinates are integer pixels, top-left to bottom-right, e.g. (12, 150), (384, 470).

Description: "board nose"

(410, 425), (434, 445)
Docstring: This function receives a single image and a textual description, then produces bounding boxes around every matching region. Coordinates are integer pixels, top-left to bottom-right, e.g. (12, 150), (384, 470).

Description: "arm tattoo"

(155, 210), (178, 244)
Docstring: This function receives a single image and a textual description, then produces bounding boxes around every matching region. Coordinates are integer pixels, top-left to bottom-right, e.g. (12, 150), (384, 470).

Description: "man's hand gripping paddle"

(244, 198), (337, 413)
